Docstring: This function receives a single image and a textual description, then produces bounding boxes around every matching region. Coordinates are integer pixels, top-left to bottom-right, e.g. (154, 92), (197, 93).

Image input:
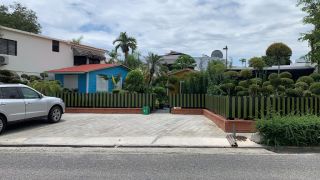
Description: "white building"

(0, 26), (106, 77)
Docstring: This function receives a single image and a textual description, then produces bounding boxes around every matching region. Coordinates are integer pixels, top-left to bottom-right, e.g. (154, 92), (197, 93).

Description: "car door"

(0, 87), (26, 122)
(19, 87), (47, 119)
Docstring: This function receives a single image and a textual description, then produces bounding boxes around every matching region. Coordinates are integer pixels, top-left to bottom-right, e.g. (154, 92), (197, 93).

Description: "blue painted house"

(49, 64), (129, 93)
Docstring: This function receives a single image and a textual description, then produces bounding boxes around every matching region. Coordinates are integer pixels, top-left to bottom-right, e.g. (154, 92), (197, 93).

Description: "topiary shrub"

(223, 71), (239, 79)
(285, 88), (303, 97)
(310, 73), (320, 82)
(256, 115), (320, 146)
(297, 76), (314, 85)
(303, 90), (312, 97)
(268, 73), (278, 80)
(235, 86), (246, 92)
(262, 81), (270, 87)
(309, 82), (320, 95)
(249, 84), (260, 96)
(239, 69), (252, 79)
(238, 80), (250, 88)
(250, 78), (262, 85)
(237, 91), (249, 96)
(261, 85), (273, 96)
(295, 82), (309, 90)
(281, 78), (294, 87)
(279, 72), (292, 79)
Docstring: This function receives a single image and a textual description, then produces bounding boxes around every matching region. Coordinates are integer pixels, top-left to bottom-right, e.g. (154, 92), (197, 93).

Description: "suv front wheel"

(0, 115), (7, 134)
(48, 106), (62, 123)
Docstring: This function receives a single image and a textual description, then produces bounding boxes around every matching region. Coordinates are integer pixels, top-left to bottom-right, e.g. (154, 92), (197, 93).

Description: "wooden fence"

(54, 93), (156, 109)
(168, 94), (206, 108)
(169, 94), (320, 120)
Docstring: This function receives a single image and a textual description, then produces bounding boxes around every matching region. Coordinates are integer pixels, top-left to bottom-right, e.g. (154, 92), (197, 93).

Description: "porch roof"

(48, 64), (122, 74)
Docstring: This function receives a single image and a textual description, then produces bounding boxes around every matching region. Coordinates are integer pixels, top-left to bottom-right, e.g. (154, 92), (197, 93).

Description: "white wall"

(0, 29), (74, 76)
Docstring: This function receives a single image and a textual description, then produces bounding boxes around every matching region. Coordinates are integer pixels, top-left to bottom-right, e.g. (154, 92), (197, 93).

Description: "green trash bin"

(142, 106), (150, 115)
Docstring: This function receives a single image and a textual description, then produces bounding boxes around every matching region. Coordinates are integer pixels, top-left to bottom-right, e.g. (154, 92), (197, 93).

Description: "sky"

(2, 0), (313, 65)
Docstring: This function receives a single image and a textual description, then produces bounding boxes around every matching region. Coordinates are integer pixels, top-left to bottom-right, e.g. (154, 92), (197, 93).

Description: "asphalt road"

(0, 148), (319, 180)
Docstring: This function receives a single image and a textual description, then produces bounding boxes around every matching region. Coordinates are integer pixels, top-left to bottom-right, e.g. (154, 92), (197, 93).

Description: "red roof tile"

(48, 64), (119, 73)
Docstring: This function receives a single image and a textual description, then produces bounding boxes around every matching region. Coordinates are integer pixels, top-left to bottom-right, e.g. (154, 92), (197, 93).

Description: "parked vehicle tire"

(48, 106), (62, 123)
(0, 115), (7, 134)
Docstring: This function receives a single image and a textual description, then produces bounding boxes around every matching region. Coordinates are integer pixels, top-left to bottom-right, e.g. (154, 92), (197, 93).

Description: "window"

(52, 40), (59, 52)
(0, 87), (21, 99)
(20, 87), (40, 99)
(96, 75), (108, 92)
(0, 38), (17, 56)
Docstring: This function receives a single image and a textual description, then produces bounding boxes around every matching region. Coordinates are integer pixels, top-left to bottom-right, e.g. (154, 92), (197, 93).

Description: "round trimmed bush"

(250, 78), (262, 85)
(297, 76), (314, 85)
(239, 69), (252, 79)
(286, 88), (303, 97)
(235, 86), (245, 91)
(309, 82), (320, 95)
(237, 91), (249, 96)
(279, 72), (292, 79)
(281, 78), (294, 87)
(223, 71), (239, 79)
(238, 80), (250, 88)
(295, 82), (309, 90)
(268, 73), (278, 80)
(310, 73), (320, 82)
(263, 81), (270, 87)
(303, 90), (312, 97)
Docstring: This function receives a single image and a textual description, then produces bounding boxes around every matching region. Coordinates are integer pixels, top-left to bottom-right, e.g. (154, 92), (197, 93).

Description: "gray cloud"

(2, 0), (311, 64)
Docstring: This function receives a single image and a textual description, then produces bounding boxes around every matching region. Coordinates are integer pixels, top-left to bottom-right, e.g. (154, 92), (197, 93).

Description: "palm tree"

(113, 32), (137, 60)
(146, 53), (163, 85)
(239, 58), (246, 67)
(71, 36), (84, 44)
(108, 49), (119, 64)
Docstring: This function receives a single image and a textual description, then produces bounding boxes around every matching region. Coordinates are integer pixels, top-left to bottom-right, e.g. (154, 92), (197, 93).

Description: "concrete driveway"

(0, 113), (232, 147)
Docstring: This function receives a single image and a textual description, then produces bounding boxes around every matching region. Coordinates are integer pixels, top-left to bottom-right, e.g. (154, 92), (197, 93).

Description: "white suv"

(0, 84), (65, 134)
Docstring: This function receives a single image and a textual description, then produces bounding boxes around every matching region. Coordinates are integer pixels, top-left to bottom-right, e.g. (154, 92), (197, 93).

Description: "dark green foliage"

(249, 84), (260, 96)
(309, 82), (320, 95)
(262, 81), (271, 87)
(172, 55), (196, 70)
(295, 82), (309, 90)
(268, 73), (278, 80)
(153, 86), (167, 105)
(239, 69), (252, 79)
(285, 88), (303, 97)
(297, 76), (314, 85)
(279, 72), (292, 79)
(113, 32), (137, 60)
(0, 70), (22, 83)
(250, 78), (262, 85)
(265, 43), (292, 66)
(220, 83), (235, 95)
(0, 3), (41, 33)
(281, 78), (294, 87)
(183, 71), (208, 94)
(223, 71), (238, 79)
(261, 85), (274, 96)
(29, 80), (62, 95)
(235, 86), (246, 91)
(125, 53), (142, 69)
(256, 115), (320, 146)
(237, 91), (249, 96)
(125, 70), (145, 93)
(303, 90), (312, 97)
(238, 80), (250, 88)
(310, 73), (320, 82)
(207, 85), (224, 95)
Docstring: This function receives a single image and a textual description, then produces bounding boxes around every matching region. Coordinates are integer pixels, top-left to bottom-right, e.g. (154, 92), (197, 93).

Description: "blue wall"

(88, 66), (128, 93)
(55, 74), (64, 86)
(78, 74), (87, 93)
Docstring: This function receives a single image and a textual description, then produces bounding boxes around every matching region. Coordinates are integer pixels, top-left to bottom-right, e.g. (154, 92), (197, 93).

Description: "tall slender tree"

(239, 58), (247, 67)
(146, 53), (163, 85)
(113, 32), (137, 60)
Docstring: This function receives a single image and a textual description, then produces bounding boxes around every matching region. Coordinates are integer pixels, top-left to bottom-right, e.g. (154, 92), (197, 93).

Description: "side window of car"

(0, 87), (22, 99)
(20, 87), (40, 99)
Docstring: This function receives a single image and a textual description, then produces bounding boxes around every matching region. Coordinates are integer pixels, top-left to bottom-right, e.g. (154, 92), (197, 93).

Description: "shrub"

(309, 82), (320, 95)
(262, 81), (270, 87)
(295, 82), (309, 90)
(279, 72), (292, 79)
(28, 80), (62, 95)
(239, 69), (252, 79)
(249, 84), (260, 96)
(250, 78), (262, 85)
(261, 85), (273, 96)
(303, 90), (312, 97)
(235, 86), (245, 92)
(256, 115), (320, 146)
(297, 76), (314, 85)
(285, 88), (303, 97)
(268, 73), (278, 80)
(238, 80), (250, 88)
(223, 71), (238, 79)
(153, 86), (167, 105)
(280, 78), (294, 87)
(310, 73), (320, 82)
(125, 70), (145, 93)
(237, 91), (249, 96)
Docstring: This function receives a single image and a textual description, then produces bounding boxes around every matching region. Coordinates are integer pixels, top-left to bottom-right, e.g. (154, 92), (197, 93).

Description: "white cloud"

(2, 0), (312, 64)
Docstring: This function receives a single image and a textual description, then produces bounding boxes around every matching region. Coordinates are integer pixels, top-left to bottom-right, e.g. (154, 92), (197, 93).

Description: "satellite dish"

(211, 50), (223, 59)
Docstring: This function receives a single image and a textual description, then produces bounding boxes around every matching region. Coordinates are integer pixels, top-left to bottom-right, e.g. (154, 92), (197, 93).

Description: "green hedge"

(256, 115), (320, 146)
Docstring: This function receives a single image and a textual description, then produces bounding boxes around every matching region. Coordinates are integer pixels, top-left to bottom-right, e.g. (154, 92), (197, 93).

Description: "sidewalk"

(0, 113), (262, 148)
